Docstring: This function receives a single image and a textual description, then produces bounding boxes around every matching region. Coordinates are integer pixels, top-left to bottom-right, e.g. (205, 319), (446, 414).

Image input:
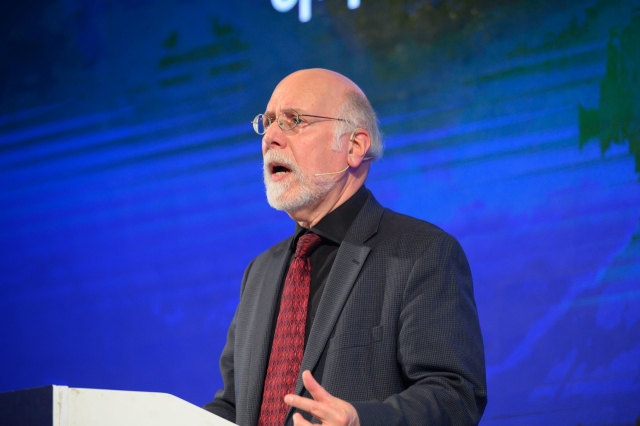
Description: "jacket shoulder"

(254, 236), (291, 261)
(380, 208), (452, 239)
(374, 208), (466, 258)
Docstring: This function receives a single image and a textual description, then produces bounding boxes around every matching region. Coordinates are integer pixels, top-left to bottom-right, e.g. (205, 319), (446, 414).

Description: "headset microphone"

(314, 165), (349, 176)
(314, 128), (370, 176)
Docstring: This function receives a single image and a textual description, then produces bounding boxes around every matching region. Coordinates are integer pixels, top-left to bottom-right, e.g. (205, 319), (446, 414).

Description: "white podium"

(0, 386), (236, 426)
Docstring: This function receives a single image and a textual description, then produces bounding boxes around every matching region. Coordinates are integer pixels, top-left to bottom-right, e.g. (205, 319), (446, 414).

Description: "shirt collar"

(293, 185), (369, 245)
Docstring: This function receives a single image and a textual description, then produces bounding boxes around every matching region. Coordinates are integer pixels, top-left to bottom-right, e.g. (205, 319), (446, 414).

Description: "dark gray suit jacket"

(204, 191), (487, 425)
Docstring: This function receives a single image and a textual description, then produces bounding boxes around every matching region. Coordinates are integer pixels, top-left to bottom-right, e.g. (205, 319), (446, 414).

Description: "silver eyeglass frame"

(251, 110), (351, 135)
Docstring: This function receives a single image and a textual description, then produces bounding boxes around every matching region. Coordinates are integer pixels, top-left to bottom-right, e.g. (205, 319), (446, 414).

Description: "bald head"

(269, 69), (361, 119)
(269, 69), (382, 161)
(275, 69), (365, 104)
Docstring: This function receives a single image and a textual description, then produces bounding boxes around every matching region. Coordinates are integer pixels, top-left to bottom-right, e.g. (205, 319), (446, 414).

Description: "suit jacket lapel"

(294, 241), (370, 397)
(292, 193), (385, 397)
(245, 241), (292, 426)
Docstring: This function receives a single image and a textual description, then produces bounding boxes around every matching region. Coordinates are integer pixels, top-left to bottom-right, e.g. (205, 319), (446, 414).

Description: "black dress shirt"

(274, 185), (369, 346)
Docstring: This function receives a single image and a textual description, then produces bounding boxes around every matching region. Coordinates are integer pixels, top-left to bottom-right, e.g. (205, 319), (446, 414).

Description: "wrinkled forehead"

(265, 73), (345, 115)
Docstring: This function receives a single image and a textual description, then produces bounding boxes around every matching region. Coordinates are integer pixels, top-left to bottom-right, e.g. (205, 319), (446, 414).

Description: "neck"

(290, 179), (365, 229)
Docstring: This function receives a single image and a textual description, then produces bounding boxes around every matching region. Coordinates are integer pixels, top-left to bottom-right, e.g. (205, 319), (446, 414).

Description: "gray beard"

(263, 150), (336, 213)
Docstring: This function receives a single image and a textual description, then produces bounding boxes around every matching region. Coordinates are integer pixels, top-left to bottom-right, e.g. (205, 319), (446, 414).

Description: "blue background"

(1, 0), (639, 424)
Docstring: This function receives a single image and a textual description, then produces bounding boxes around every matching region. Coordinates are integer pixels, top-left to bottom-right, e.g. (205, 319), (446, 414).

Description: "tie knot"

(295, 232), (322, 259)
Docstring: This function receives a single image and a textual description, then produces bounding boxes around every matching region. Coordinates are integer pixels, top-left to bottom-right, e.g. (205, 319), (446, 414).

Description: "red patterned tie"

(258, 232), (322, 426)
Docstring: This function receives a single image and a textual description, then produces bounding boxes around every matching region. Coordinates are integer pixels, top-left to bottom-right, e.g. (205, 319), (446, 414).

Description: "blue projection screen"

(1, 0), (639, 424)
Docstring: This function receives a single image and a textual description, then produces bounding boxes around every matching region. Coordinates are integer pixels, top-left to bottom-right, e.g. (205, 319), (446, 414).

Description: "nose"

(262, 121), (287, 152)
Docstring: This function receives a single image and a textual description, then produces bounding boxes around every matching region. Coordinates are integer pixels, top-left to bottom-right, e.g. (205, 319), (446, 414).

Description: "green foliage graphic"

(579, 7), (640, 175)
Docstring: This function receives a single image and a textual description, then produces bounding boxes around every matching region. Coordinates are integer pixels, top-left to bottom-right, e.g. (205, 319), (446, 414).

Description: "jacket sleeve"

(203, 313), (238, 422)
(202, 259), (256, 423)
(352, 233), (487, 425)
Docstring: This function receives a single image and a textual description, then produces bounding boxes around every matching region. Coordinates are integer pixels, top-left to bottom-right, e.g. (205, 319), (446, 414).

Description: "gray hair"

(333, 91), (383, 161)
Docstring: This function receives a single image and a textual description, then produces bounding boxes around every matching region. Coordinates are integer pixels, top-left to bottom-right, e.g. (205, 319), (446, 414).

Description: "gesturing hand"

(284, 370), (360, 426)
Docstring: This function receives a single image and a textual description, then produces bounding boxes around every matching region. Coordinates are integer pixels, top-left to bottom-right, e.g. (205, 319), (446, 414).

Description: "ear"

(346, 128), (371, 168)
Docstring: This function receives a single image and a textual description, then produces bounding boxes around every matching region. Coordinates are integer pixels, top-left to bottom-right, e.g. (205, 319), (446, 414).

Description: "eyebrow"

(265, 108), (309, 115)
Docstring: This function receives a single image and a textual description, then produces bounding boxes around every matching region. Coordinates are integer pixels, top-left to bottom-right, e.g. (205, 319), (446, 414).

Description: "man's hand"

(284, 370), (360, 426)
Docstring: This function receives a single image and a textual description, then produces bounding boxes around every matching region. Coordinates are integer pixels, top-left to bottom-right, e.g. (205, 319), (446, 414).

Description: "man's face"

(262, 74), (348, 214)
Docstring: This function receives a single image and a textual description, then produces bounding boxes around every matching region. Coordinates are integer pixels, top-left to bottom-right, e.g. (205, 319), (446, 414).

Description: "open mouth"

(270, 162), (292, 176)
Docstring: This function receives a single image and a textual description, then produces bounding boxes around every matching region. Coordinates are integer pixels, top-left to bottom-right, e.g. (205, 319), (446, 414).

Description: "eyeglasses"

(251, 110), (350, 135)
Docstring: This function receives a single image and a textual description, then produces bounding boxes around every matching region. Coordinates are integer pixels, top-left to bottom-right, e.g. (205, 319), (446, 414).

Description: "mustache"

(263, 150), (299, 174)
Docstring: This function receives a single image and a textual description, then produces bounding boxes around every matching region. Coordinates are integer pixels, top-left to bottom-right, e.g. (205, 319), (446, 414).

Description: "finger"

(301, 370), (333, 403)
(284, 394), (316, 414)
(285, 394), (350, 424)
(292, 412), (313, 426)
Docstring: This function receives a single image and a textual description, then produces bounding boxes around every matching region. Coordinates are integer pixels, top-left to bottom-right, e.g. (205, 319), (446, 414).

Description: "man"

(204, 69), (487, 426)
